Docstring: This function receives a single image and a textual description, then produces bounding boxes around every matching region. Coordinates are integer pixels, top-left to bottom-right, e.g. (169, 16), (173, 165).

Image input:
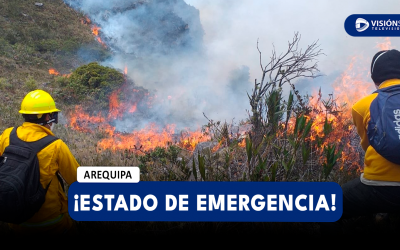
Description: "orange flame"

(94, 122), (209, 152)
(96, 37), (106, 47)
(108, 90), (124, 119)
(98, 124), (175, 152)
(69, 106), (105, 132)
(49, 68), (60, 76)
(92, 25), (100, 36)
(67, 84), (211, 152)
(48, 68), (71, 78)
(293, 53), (374, 171)
(91, 24), (107, 47)
(66, 38), (389, 165)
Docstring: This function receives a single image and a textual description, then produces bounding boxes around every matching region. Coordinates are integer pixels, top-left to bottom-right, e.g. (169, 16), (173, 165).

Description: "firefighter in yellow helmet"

(0, 90), (79, 235)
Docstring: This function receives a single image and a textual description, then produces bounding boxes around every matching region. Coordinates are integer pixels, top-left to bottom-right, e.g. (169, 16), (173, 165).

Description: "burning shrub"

(58, 62), (125, 111)
(214, 32), (361, 183)
(55, 31), (364, 185)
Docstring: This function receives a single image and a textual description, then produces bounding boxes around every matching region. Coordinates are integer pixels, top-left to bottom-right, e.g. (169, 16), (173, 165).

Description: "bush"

(61, 62), (125, 110)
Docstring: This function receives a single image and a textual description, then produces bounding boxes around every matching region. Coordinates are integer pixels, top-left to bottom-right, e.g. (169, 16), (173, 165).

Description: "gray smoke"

(64, 0), (400, 132)
(185, 0), (400, 105)
(64, 0), (252, 131)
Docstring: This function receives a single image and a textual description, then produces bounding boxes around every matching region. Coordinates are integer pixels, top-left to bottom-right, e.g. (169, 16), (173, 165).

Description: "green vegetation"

(57, 62), (125, 110)
(24, 76), (38, 91)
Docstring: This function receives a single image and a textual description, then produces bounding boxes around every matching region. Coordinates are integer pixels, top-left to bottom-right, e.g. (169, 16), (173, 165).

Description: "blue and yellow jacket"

(352, 79), (400, 182)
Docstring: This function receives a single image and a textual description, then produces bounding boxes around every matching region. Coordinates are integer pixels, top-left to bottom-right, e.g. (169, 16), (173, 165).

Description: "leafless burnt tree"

(248, 32), (324, 145)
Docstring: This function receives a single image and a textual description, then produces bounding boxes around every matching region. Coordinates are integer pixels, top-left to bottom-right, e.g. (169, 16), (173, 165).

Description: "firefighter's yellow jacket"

(0, 122), (79, 231)
(352, 79), (400, 182)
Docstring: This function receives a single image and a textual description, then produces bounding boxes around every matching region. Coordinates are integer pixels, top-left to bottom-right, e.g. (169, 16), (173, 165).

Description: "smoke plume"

(64, 0), (252, 131)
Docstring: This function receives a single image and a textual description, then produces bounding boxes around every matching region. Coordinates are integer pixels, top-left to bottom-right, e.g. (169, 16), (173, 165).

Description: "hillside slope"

(0, 0), (108, 128)
(0, 0), (103, 82)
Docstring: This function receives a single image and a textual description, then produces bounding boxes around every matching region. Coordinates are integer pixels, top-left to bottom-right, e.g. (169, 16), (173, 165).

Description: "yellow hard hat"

(19, 90), (61, 114)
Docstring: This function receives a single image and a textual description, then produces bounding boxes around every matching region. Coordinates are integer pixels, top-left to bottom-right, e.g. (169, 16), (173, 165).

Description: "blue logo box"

(345, 14), (400, 36)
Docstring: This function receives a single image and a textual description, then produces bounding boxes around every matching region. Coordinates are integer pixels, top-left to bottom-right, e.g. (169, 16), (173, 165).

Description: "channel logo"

(355, 18), (369, 32)
(345, 14), (400, 37)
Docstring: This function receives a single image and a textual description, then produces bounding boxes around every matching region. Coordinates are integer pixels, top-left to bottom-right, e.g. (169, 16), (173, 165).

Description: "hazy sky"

(185, 0), (400, 85)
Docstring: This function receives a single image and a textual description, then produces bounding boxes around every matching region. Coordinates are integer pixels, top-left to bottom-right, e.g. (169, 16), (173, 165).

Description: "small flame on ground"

(67, 84), (211, 152)
(49, 68), (60, 76)
(48, 68), (71, 78)
(91, 24), (107, 47)
(92, 25), (100, 36)
(70, 106), (210, 151)
(81, 17), (105, 47)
